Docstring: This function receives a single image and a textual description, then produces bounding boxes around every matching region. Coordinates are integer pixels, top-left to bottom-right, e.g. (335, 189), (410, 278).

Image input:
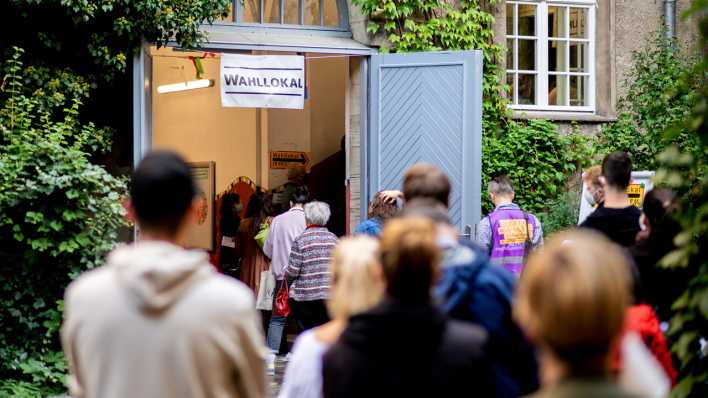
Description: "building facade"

(133, 0), (699, 240)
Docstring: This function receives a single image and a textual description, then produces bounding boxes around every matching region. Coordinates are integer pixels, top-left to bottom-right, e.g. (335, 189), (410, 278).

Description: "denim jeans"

(266, 279), (287, 352)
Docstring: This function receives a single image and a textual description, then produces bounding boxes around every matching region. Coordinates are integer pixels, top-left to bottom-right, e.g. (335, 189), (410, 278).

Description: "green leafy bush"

(0, 48), (128, 396)
(1, 0), (232, 80)
(482, 120), (592, 215)
(537, 189), (581, 237)
(595, 32), (701, 171)
(653, 2), (708, 397)
(356, 0), (509, 132)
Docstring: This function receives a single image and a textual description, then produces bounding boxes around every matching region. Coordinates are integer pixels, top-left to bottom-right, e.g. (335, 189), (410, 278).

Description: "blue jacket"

(433, 239), (539, 397)
(353, 218), (383, 237)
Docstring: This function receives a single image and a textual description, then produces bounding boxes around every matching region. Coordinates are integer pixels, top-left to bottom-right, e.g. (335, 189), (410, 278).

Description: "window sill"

(511, 110), (617, 122)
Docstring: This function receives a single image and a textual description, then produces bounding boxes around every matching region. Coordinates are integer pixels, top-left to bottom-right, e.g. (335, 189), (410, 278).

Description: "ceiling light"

(157, 79), (214, 94)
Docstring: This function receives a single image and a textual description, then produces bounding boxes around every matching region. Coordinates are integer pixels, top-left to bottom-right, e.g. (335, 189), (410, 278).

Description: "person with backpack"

(477, 175), (543, 276)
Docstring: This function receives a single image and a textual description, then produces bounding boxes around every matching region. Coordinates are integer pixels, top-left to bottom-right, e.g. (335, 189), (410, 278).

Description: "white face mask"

(584, 188), (597, 207)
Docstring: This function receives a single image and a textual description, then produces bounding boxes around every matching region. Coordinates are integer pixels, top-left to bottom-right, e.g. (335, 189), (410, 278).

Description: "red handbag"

(273, 282), (290, 317)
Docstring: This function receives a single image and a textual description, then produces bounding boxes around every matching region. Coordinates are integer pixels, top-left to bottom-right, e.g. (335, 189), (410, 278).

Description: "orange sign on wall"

(270, 151), (310, 169)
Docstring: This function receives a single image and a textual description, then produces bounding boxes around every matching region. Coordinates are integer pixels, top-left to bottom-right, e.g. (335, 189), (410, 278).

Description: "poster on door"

(185, 162), (215, 251)
(220, 54), (305, 109)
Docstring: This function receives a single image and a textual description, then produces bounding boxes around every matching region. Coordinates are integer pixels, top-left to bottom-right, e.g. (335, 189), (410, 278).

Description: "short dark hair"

(130, 151), (196, 233)
(602, 152), (632, 189)
(291, 185), (310, 205)
(403, 163), (451, 207)
(488, 175), (515, 196)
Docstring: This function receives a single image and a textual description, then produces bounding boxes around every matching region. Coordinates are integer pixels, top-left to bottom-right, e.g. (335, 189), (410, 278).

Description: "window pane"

(264, 0), (280, 23)
(570, 75), (587, 106)
(549, 40), (568, 72)
(324, 0), (339, 26)
(549, 75), (568, 106)
(284, 0), (299, 24)
(506, 39), (515, 70)
(570, 8), (588, 39)
(518, 39), (535, 70)
(242, 0), (260, 22)
(518, 4), (536, 36)
(506, 3), (515, 35)
(304, 0), (320, 25)
(507, 73), (515, 102)
(549, 6), (568, 38)
(569, 42), (588, 72)
(518, 74), (536, 105)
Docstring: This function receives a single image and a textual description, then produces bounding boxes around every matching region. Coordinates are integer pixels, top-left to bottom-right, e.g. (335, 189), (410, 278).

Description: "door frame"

(132, 40), (370, 233)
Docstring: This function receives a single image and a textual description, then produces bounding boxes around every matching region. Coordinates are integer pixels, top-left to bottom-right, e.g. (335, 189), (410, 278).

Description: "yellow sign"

(270, 151), (310, 169)
(497, 219), (534, 245)
(626, 183), (646, 207)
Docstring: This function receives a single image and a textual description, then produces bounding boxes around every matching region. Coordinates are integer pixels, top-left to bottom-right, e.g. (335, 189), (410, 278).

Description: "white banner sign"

(220, 54), (305, 109)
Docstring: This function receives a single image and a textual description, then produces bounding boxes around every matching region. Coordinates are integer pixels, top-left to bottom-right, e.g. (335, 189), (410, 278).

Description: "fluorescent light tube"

(157, 79), (214, 94)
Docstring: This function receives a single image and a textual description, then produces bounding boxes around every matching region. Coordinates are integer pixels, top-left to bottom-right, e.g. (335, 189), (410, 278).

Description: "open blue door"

(367, 51), (483, 231)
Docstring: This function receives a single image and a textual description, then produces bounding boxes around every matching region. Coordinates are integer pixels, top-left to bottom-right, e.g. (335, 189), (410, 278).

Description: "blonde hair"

(327, 236), (385, 320)
(582, 165), (602, 188)
(379, 217), (440, 303)
(514, 230), (630, 364)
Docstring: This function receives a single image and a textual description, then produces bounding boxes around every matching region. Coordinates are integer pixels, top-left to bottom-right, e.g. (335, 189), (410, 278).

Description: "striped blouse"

(285, 227), (337, 302)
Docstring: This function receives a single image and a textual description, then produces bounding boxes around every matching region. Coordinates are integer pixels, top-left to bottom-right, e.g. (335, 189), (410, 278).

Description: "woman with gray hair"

(285, 201), (338, 331)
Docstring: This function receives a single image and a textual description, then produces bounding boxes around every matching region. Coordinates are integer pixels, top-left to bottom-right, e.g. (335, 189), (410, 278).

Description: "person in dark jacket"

(322, 217), (496, 398)
(629, 188), (689, 322)
(399, 163), (539, 397)
(401, 198), (539, 397)
(219, 192), (242, 277)
(580, 152), (641, 247)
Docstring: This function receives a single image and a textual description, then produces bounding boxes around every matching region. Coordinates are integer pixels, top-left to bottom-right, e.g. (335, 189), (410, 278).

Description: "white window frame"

(506, 0), (596, 113)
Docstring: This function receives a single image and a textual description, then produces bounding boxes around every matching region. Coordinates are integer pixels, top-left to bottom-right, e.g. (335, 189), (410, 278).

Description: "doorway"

(150, 46), (350, 239)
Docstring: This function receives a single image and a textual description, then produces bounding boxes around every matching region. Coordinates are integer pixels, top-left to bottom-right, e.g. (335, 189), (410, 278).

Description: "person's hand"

(378, 190), (403, 204)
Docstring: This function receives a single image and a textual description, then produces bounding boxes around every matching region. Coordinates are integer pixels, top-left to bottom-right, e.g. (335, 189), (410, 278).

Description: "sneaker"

(266, 352), (276, 376)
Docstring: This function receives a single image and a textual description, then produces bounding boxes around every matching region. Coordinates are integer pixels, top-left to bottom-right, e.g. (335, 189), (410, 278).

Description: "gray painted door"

(368, 51), (483, 230)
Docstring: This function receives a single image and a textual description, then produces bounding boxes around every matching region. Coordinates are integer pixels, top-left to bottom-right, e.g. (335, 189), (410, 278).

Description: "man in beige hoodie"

(61, 151), (267, 398)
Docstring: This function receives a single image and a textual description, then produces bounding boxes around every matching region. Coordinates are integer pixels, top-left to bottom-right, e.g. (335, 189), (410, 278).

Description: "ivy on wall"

(357, 0), (508, 132)
(595, 32), (701, 171)
(355, 0), (591, 220)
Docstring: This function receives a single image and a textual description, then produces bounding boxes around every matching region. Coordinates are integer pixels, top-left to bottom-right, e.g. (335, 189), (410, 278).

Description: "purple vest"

(488, 206), (536, 275)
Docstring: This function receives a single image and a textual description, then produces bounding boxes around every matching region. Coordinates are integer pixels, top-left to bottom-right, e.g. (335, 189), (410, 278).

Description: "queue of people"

(60, 149), (685, 398)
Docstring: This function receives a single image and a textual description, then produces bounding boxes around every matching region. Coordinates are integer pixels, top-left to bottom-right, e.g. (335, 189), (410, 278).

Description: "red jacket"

(614, 304), (677, 385)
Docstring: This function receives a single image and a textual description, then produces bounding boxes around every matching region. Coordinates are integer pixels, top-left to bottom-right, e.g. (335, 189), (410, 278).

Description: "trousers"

(290, 299), (329, 332)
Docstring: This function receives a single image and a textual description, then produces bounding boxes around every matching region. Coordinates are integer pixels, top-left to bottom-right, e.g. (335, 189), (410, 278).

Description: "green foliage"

(482, 120), (592, 215)
(655, 2), (708, 397)
(354, 0), (593, 219)
(537, 188), (581, 237)
(595, 32), (701, 171)
(2, 0), (231, 80)
(0, 48), (128, 396)
(356, 0), (509, 132)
